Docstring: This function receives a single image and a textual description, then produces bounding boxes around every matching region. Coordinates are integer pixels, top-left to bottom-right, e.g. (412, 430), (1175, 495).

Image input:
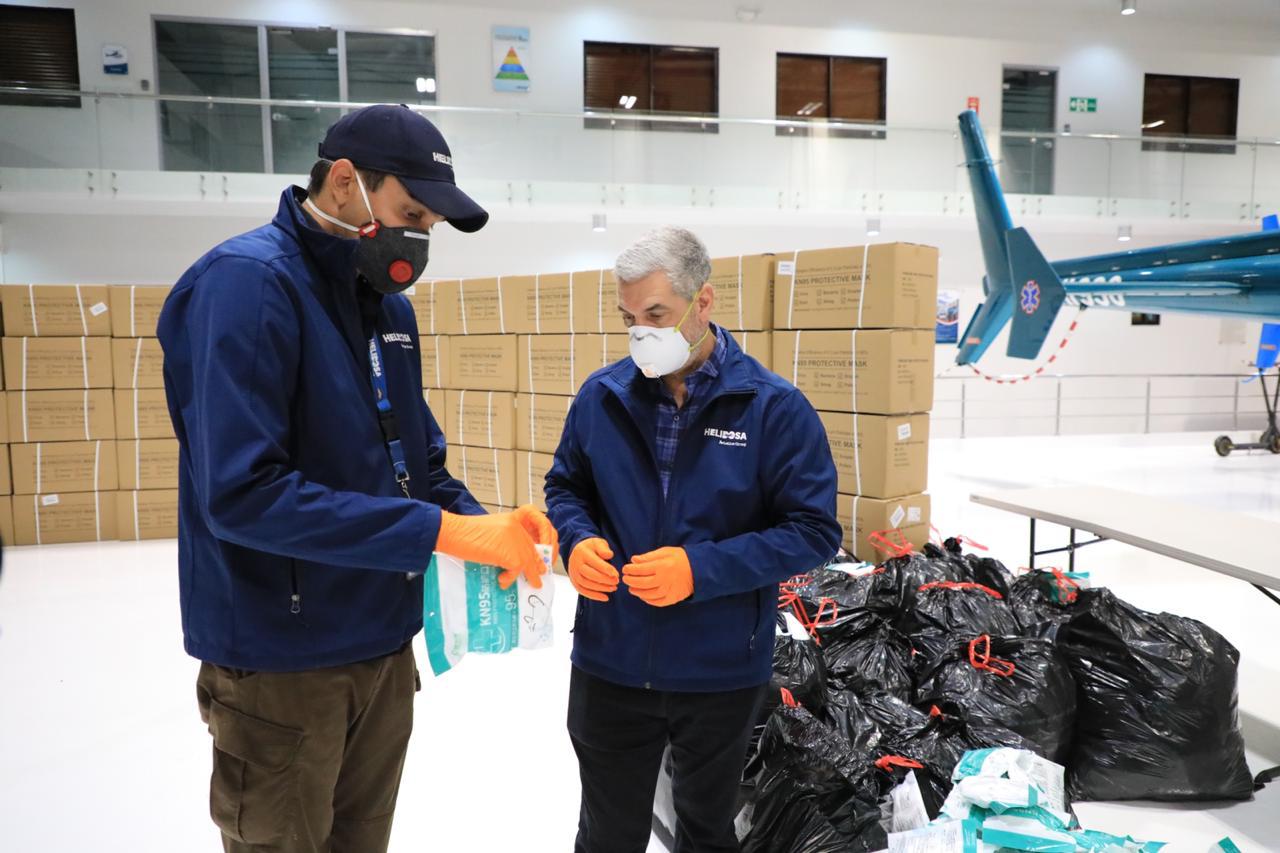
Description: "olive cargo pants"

(195, 642), (419, 853)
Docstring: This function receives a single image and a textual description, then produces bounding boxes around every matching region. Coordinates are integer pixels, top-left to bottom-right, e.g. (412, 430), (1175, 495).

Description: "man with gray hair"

(546, 226), (841, 852)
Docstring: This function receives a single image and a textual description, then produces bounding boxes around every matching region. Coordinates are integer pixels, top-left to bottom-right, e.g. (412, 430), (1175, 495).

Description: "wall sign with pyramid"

(492, 25), (531, 93)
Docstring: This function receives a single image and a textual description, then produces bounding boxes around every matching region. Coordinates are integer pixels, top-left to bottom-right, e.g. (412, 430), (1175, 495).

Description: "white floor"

(1, 430), (1278, 852)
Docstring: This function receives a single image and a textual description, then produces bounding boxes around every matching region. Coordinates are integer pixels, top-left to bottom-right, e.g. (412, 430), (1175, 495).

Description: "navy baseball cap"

(318, 104), (489, 233)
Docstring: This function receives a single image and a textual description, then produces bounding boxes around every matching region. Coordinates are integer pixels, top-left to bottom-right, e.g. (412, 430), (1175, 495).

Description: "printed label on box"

(776, 261), (795, 276)
(897, 423), (912, 441)
(907, 507), (922, 523)
(90, 302), (109, 316)
(42, 494), (61, 506)
(890, 504), (906, 528)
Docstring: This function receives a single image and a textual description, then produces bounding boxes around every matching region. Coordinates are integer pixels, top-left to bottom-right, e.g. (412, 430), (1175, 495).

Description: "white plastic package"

(422, 544), (555, 676)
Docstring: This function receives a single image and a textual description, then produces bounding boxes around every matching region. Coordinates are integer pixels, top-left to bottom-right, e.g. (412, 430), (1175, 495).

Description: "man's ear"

(697, 283), (716, 320)
(326, 158), (357, 206)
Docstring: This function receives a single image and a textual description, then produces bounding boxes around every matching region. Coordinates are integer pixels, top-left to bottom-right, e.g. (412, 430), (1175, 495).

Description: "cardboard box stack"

(1, 285), (118, 544)
(110, 285), (177, 541)
(770, 244), (939, 562)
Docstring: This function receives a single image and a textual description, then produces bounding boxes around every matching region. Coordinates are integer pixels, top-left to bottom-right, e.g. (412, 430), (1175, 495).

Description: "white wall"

(3, 0), (1280, 210)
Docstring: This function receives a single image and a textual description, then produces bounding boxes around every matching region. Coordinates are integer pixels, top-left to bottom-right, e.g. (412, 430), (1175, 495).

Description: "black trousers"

(567, 666), (767, 853)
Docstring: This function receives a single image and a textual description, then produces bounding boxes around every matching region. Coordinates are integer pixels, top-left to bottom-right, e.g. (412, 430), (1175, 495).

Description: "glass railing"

(3, 86), (1279, 221)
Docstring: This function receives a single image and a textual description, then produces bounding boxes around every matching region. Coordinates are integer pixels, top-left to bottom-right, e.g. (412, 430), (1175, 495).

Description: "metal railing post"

(1144, 378), (1152, 434)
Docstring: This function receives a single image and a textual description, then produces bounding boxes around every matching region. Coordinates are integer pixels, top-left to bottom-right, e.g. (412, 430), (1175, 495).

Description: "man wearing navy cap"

(158, 105), (556, 853)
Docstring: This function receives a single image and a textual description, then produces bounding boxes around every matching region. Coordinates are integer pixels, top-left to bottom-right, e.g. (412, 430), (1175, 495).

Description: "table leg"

(1069, 527), (1077, 572)
(1029, 518), (1037, 571)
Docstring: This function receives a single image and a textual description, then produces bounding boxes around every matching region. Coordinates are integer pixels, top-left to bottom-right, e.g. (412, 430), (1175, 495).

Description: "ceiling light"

(1141, 119), (1165, 129)
(735, 6), (760, 22)
(415, 77), (429, 93)
(866, 218), (882, 238)
(1117, 224), (1133, 242)
(1121, 0), (1136, 15)
(592, 214), (607, 233)
(626, 95), (637, 109)
(424, 77), (437, 94)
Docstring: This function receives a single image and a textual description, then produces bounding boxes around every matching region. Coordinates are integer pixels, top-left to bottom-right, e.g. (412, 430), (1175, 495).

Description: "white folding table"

(970, 485), (1280, 601)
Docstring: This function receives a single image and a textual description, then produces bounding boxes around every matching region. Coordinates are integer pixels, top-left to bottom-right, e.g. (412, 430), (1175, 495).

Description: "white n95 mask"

(628, 294), (709, 379)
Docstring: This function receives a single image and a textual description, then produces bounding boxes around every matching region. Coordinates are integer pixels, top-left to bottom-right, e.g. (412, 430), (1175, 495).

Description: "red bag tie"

(780, 687), (799, 708)
(869, 528), (915, 559)
(776, 578), (838, 646)
(1051, 567), (1081, 604)
(875, 755), (925, 772)
(968, 634), (1016, 677)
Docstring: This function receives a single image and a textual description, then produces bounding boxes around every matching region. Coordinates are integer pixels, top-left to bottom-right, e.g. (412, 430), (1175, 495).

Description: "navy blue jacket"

(158, 187), (482, 672)
(545, 331), (841, 692)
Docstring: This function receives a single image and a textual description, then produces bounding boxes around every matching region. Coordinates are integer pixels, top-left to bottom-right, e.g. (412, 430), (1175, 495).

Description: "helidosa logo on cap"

(433, 152), (453, 167)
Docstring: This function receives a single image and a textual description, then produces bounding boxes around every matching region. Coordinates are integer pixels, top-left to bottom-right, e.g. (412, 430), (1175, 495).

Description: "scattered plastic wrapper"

(422, 543), (555, 675)
(883, 749), (1167, 853)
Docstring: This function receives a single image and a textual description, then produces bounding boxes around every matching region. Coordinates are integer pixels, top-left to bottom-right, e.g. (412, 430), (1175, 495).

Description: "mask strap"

(678, 286), (710, 353)
(303, 170), (378, 236)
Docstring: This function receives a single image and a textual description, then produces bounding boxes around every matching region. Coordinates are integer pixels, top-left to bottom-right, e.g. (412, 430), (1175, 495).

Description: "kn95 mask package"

(423, 544), (555, 676)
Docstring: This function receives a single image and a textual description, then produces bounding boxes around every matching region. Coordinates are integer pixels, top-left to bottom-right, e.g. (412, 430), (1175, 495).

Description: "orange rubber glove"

(569, 537), (618, 602)
(436, 505), (555, 590)
(622, 547), (694, 607)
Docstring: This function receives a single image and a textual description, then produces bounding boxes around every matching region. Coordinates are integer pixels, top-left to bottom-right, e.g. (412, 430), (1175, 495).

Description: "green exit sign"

(1069, 97), (1097, 113)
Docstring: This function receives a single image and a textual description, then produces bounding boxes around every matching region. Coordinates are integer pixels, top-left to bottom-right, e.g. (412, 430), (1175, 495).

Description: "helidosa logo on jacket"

(382, 332), (415, 351)
(704, 427), (748, 448)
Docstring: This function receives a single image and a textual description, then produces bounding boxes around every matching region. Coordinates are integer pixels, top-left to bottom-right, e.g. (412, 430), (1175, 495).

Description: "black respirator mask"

(304, 171), (430, 295)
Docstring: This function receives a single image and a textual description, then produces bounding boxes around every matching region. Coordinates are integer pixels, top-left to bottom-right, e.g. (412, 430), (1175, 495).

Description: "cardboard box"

(448, 335), (518, 392)
(110, 337), (164, 389)
(447, 445), (516, 508)
(570, 269), (628, 334)
(420, 335), (450, 390)
(3, 337), (114, 390)
(709, 254), (774, 330)
(114, 389), (175, 439)
(773, 329), (934, 414)
(836, 493), (932, 564)
(403, 279), (458, 336)
(731, 330), (773, 372)
(108, 285), (171, 338)
(435, 278), (521, 335)
(11, 490), (118, 545)
(116, 489), (179, 540)
(11, 440), (118, 495)
(818, 412), (929, 499)
(117, 439), (180, 490)
(477, 502), (512, 514)
(773, 243), (939, 330)
(8, 389), (114, 442)
(517, 334), (630, 395)
(515, 450), (555, 510)
(444, 389), (516, 449)
(0, 446), (8, 495)
(2, 285), (113, 337)
(0, 496), (13, 547)
(515, 393), (573, 453)
(499, 274), (565, 334)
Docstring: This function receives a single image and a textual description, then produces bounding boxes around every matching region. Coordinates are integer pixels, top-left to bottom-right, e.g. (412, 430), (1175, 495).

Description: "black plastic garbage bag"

(823, 689), (886, 755)
(822, 617), (915, 701)
(940, 537), (1016, 600)
(913, 634), (1077, 764)
(864, 552), (964, 615)
(740, 776), (853, 853)
(1057, 588), (1254, 802)
(899, 581), (1021, 665)
(768, 627), (828, 713)
(783, 564), (883, 645)
(862, 693), (1038, 801)
(1008, 569), (1083, 637)
(745, 704), (887, 852)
